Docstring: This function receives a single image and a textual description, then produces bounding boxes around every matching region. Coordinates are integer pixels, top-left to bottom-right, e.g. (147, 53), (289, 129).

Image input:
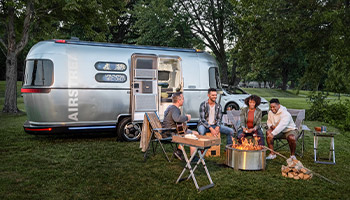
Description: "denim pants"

(237, 128), (265, 145)
(198, 124), (234, 145)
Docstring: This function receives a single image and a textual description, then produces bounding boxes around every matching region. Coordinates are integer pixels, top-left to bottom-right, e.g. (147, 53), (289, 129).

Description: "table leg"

(176, 145), (199, 190)
(314, 134), (317, 162)
(331, 137), (335, 164)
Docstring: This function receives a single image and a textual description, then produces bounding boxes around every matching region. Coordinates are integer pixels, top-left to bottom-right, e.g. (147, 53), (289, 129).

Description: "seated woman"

(237, 95), (265, 145)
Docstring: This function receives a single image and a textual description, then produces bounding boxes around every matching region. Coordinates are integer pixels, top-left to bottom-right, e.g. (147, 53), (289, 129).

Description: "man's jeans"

(198, 124), (234, 145)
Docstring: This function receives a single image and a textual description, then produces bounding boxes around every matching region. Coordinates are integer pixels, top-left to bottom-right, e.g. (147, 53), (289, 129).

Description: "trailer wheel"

(117, 117), (142, 142)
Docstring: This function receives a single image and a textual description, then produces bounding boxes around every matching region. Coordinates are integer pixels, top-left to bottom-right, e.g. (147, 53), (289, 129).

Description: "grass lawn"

(1, 83), (350, 199)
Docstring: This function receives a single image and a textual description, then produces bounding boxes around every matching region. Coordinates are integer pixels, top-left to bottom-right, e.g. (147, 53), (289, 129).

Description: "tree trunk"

(2, 1), (33, 113)
(3, 52), (19, 113)
(217, 54), (228, 84)
(281, 67), (289, 91)
(230, 62), (237, 86)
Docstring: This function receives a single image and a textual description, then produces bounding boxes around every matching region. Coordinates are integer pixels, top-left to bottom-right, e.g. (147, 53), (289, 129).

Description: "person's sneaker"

(173, 149), (184, 161)
(290, 155), (297, 160)
(266, 154), (277, 160)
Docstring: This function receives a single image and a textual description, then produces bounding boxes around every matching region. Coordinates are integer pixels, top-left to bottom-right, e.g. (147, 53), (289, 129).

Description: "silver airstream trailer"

(21, 39), (221, 141)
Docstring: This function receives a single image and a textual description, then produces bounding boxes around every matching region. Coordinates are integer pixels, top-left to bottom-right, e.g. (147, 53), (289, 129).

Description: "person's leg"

(286, 131), (297, 156)
(197, 125), (208, 136)
(257, 128), (265, 146)
(219, 125), (234, 145)
(266, 129), (274, 153)
(237, 129), (245, 143)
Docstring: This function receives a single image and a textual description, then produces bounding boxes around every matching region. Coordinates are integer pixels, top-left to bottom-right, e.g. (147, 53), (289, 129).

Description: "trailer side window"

(24, 59), (53, 86)
(95, 62), (127, 72)
(209, 67), (220, 89)
(95, 73), (127, 83)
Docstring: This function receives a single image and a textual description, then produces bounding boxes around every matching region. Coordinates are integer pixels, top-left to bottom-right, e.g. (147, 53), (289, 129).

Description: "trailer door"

(131, 54), (158, 121)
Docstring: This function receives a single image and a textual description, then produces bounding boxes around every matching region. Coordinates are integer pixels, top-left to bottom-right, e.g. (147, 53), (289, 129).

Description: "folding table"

(313, 131), (336, 164)
(172, 135), (220, 192)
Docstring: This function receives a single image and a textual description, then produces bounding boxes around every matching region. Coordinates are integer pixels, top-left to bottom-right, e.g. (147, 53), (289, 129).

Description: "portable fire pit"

(225, 137), (266, 170)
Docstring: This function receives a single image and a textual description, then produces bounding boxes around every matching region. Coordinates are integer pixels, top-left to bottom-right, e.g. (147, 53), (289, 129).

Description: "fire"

(231, 136), (263, 150)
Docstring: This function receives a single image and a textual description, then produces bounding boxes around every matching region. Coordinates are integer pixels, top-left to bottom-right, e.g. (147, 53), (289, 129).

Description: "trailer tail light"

(25, 128), (52, 131)
(21, 88), (51, 93)
(55, 39), (66, 43)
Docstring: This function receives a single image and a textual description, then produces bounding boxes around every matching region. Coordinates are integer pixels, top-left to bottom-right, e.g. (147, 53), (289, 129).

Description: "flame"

(231, 136), (263, 150)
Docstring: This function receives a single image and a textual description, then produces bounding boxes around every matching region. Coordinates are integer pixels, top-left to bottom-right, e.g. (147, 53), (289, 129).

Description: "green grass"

(1, 83), (350, 199)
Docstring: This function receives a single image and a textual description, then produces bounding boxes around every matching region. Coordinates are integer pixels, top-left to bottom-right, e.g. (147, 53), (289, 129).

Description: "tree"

(176, 0), (237, 84)
(132, 0), (238, 84)
(131, 0), (202, 48)
(0, 0), (34, 113)
(0, 0), (127, 113)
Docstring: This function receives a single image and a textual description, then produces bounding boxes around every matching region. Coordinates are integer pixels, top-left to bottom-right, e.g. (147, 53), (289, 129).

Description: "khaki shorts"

(274, 129), (297, 139)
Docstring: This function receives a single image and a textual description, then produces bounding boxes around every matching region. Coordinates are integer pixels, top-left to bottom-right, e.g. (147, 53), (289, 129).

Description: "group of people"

(163, 88), (298, 161)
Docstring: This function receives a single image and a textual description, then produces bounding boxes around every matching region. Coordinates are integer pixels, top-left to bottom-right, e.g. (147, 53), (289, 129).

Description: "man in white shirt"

(266, 98), (297, 160)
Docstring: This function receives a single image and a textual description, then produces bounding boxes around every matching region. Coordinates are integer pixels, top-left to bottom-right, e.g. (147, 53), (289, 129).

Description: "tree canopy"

(1, 0), (350, 113)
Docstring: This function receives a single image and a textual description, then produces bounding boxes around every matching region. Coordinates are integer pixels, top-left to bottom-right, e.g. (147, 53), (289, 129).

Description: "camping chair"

(226, 110), (241, 137)
(141, 112), (177, 162)
(274, 109), (310, 157)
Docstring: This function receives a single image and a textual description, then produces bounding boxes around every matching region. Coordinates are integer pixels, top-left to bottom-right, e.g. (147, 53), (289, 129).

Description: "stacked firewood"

(281, 158), (313, 180)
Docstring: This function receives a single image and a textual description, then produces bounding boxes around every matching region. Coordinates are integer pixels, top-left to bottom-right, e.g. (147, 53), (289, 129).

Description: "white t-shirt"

(208, 105), (216, 125)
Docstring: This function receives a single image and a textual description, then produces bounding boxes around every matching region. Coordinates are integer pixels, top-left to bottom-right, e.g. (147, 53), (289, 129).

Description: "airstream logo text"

(68, 56), (79, 121)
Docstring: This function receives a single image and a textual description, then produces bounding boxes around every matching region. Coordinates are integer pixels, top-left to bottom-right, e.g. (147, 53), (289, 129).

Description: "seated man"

(163, 92), (197, 160)
(198, 88), (234, 145)
(266, 98), (297, 160)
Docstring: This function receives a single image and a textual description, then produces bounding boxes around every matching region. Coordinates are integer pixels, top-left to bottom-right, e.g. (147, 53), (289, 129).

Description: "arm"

(254, 110), (262, 131)
(240, 108), (246, 129)
(171, 108), (188, 123)
(271, 112), (290, 136)
(199, 102), (210, 128)
(215, 103), (222, 126)
(267, 111), (273, 129)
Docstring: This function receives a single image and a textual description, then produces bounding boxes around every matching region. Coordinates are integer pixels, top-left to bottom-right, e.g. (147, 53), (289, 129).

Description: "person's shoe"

(191, 156), (200, 163)
(173, 149), (184, 161)
(290, 155), (297, 160)
(266, 154), (277, 160)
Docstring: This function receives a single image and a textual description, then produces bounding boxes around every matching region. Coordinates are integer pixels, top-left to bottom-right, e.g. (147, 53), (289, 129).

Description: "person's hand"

(266, 129), (273, 135)
(243, 128), (248, 133)
(209, 127), (218, 137)
(215, 126), (220, 136)
(186, 114), (191, 121)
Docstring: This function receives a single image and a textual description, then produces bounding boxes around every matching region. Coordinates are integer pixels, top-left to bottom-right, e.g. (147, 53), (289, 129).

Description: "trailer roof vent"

(70, 37), (79, 41)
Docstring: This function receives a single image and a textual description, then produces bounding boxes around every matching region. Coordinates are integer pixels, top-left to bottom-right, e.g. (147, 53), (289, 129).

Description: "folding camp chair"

(142, 112), (177, 162)
(274, 109), (310, 157)
(226, 110), (241, 136)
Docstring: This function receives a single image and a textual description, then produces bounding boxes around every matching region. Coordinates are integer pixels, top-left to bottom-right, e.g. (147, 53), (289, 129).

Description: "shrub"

(306, 92), (350, 131)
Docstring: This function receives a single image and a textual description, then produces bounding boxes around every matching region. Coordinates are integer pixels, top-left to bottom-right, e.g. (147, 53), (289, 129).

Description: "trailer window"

(209, 67), (220, 88)
(95, 73), (127, 83)
(24, 60), (53, 86)
(95, 62), (127, 72)
(136, 58), (157, 69)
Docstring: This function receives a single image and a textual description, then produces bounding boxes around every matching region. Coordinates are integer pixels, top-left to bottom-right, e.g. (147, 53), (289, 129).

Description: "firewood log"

(288, 173), (294, 178)
(293, 175), (300, 180)
(300, 168), (307, 174)
(298, 173), (304, 179)
(303, 174), (310, 180)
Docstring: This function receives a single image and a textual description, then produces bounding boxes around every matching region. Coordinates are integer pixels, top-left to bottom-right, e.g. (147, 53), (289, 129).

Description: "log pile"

(281, 158), (313, 180)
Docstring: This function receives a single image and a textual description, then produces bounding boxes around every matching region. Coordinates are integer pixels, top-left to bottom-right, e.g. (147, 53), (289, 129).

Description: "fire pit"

(225, 137), (266, 170)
